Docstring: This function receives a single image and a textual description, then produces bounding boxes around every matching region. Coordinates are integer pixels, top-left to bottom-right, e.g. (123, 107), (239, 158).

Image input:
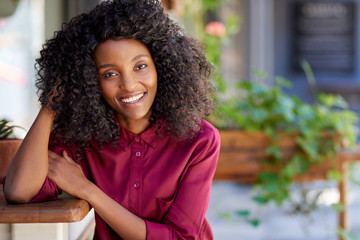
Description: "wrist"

(81, 181), (99, 203)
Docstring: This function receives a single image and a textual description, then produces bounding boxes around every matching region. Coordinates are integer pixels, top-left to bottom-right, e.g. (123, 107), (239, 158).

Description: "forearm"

(84, 183), (146, 240)
(4, 107), (55, 203)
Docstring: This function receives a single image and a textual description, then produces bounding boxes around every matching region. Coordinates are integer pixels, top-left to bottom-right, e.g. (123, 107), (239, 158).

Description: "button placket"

(134, 149), (141, 190)
(129, 142), (144, 213)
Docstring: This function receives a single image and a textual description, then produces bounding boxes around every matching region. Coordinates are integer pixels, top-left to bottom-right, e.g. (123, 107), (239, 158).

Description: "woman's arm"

(48, 151), (146, 240)
(86, 182), (147, 240)
(4, 107), (55, 203)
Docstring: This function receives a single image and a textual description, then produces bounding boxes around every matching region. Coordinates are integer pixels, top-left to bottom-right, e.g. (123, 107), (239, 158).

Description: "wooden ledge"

(0, 186), (91, 223)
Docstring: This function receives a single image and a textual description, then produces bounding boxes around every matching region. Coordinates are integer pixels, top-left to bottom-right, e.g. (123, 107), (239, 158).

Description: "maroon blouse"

(30, 119), (220, 240)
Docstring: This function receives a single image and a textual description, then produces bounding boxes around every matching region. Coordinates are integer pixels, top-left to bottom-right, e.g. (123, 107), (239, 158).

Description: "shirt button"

(135, 137), (140, 142)
(133, 183), (140, 189)
(136, 152), (141, 157)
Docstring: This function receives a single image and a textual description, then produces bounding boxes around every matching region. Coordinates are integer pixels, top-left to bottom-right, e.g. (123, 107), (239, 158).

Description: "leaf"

(300, 59), (319, 99)
(332, 203), (345, 213)
(282, 162), (297, 178)
(219, 212), (233, 221)
(266, 145), (282, 159)
(236, 210), (250, 217)
(246, 219), (260, 227)
(236, 80), (252, 90)
(318, 93), (348, 108)
(252, 195), (269, 205)
(292, 154), (312, 175)
(225, 14), (241, 36)
(337, 227), (359, 240)
(296, 104), (316, 121)
(257, 172), (277, 183)
(296, 137), (318, 159)
(251, 67), (267, 80)
(275, 76), (292, 88)
(251, 109), (269, 122)
(327, 170), (341, 183)
(264, 126), (276, 139)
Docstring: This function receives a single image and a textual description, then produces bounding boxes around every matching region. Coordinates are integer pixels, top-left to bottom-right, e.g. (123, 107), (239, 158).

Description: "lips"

(120, 93), (145, 104)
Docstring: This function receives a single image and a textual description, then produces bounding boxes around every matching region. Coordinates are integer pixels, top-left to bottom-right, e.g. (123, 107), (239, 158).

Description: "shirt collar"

(116, 118), (167, 150)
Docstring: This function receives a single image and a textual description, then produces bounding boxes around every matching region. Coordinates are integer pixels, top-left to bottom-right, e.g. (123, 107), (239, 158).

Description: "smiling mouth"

(120, 93), (145, 103)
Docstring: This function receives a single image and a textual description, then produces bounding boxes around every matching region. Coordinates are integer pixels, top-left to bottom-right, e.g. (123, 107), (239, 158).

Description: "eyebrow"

(97, 54), (150, 70)
(132, 54), (150, 62)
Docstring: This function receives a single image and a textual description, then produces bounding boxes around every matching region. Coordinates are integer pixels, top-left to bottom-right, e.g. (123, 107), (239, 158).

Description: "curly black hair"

(35, 0), (215, 149)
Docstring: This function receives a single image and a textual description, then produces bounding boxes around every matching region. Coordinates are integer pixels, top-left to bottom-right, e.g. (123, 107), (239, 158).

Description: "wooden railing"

(213, 130), (360, 240)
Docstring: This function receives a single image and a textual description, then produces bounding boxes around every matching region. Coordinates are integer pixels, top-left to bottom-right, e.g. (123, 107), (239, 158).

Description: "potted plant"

(181, 1), (359, 237)
(211, 70), (358, 198)
(182, 0), (358, 213)
(208, 70), (360, 240)
(0, 119), (24, 184)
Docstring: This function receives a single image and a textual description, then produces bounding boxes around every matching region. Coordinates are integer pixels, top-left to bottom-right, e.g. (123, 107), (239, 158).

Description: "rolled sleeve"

(30, 132), (77, 203)
(145, 221), (172, 239)
(30, 177), (61, 202)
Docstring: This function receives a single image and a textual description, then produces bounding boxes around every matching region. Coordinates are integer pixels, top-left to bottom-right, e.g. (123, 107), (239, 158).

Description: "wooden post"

(338, 154), (349, 240)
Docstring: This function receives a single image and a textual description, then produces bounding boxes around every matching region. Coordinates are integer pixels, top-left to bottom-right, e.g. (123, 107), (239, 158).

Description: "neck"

(116, 117), (151, 135)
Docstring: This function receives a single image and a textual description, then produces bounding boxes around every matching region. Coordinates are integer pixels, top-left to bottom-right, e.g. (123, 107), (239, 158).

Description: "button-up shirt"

(31, 119), (220, 240)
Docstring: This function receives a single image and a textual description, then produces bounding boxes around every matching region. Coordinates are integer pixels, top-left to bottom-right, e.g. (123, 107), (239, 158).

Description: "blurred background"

(1, 0), (360, 239)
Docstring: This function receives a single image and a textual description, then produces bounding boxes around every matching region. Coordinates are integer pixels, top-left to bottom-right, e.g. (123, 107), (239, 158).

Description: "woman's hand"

(48, 151), (92, 199)
(48, 150), (146, 239)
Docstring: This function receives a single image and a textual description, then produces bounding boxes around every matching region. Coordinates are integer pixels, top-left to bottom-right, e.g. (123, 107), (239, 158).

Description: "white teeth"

(121, 93), (144, 103)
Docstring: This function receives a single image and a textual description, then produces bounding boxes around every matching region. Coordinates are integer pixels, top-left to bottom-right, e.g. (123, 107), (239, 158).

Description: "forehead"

(94, 39), (152, 63)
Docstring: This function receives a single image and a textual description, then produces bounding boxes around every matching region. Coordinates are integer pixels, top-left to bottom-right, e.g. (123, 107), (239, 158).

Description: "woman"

(4, 0), (220, 239)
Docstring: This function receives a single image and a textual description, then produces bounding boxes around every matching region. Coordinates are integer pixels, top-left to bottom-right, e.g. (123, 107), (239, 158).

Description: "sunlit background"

(1, 0), (360, 239)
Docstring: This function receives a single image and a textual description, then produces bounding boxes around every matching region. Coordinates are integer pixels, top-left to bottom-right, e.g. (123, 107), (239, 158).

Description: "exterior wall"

(220, 0), (250, 86)
(249, 0), (275, 84)
(239, 0), (360, 111)
(274, 0), (360, 104)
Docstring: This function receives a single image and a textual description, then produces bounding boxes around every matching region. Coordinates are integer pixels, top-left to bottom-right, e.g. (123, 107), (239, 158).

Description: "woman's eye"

(103, 72), (117, 78)
(135, 64), (147, 71)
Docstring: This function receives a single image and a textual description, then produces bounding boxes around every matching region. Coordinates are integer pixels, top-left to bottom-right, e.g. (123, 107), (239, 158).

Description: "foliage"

(0, 119), (24, 140)
(182, 0), (241, 93)
(212, 70), (358, 206)
(219, 209), (260, 227)
(182, 0), (359, 233)
(338, 227), (360, 240)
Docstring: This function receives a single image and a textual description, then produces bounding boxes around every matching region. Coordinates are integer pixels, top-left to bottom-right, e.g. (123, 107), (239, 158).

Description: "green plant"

(214, 69), (358, 205)
(182, 1), (359, 235)
(182, 0), (241, 93)
(0, 119), (24, 140)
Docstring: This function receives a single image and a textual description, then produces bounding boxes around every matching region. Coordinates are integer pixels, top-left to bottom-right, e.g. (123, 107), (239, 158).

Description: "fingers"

(48, 150), (59, 159)
(62, 151), (73, 163)
(48, 150), (75, 164)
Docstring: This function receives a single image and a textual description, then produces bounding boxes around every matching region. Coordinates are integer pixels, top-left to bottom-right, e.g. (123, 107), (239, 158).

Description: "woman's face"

(95, 39), (157, 132)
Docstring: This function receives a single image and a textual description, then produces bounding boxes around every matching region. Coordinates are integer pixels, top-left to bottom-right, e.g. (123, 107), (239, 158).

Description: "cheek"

(99, 81), (114, 98)
(151, 73), (158, 93)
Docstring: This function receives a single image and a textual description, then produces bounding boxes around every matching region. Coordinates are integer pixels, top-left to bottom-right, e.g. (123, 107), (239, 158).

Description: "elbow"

(4, 183), (33, 204)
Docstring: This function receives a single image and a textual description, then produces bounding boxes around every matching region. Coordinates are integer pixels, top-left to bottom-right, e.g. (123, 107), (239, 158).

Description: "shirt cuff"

(145, 220), (172, 240)
(30, 177), (61, 203)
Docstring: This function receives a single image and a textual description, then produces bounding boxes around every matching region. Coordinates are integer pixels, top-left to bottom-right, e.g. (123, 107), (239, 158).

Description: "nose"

(119, 73), (136, 92)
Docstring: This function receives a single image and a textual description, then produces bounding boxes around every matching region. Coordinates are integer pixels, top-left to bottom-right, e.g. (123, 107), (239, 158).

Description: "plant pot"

(0, 139), (22, 184)
(214, 130), (337, 183)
